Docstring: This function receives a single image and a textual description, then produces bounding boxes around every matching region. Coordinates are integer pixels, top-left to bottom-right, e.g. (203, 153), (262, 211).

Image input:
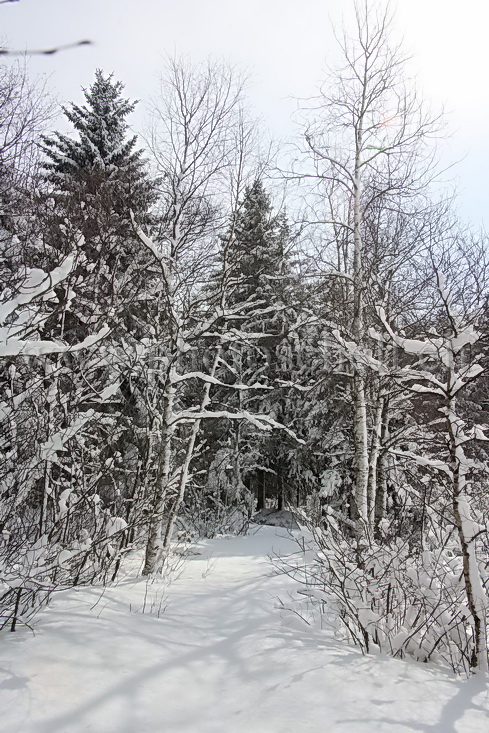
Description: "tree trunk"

(141, 374), (176, 575)
(367, 393), (384, 531)
(352, 116), (370, 546)
(277, 464), (284, 510)
(353, 372), (369, 542)
(161, 352), (220, 554)
(452, 488), (488, 672)
(447, 384), (488, 672)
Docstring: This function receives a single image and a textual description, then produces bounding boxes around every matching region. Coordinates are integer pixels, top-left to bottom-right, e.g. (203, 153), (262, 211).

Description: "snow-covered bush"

(295, 508), (489, 676)
(0, 501), (129, 631)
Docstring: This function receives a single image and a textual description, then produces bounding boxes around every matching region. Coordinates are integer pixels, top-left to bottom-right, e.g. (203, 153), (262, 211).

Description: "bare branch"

(0, 40), (92, 57)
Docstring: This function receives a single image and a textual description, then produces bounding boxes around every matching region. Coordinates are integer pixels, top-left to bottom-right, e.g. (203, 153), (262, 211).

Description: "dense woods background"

(1, 2), (488, 674)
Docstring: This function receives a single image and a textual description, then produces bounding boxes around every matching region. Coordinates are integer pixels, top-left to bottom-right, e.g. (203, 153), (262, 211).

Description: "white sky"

(1, 0), (487, 228)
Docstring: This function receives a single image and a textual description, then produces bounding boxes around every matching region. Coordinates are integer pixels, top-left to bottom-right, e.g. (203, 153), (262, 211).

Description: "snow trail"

(0, 525), (488, 732)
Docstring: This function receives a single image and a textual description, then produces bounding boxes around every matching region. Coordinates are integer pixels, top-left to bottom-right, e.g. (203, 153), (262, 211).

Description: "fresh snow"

(1, 525), (488, 732)
(0, 324), (111, 358)
(0, 255), (76, 326)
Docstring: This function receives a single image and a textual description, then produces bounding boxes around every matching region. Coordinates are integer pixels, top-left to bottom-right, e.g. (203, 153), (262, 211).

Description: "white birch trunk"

(352, 119), (369, 544)
(446, 350), (488, 672)
(141, 370), (176, 575)
(374, 401), (390, 537)
(367, 393), (385, 532)
(141, 202), (180, 575)
(161, 351), (220, 552)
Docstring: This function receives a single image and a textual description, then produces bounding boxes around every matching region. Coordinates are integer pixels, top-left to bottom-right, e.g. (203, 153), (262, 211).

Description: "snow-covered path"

(1, 526), (488, 732)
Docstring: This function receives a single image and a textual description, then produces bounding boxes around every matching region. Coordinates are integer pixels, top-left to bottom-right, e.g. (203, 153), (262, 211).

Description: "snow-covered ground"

(1, 525), (488, 732)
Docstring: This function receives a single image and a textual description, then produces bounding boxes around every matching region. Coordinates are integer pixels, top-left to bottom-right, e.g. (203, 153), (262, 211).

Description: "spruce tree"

(42, 69), (154, 222)
(206, 179), (297, 512)
(39, 69), (158, 339)
(35, 72), (159, 538)
(227, 179), (288, 308)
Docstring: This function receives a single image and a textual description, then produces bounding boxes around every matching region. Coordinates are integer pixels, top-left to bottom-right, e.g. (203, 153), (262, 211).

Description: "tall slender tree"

(296, 0), (439, 543)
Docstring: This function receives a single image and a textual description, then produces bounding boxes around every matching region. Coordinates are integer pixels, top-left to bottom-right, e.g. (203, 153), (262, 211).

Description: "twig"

(0, 40), (92, 56)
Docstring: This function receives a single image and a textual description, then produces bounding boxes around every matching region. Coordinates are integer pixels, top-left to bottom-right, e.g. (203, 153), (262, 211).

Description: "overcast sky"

(1, 0), (487, 228)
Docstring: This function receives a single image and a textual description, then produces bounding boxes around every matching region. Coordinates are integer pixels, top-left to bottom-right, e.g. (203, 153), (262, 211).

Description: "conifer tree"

(208, 179), (297, 511)
(42, 69), (154, 222)
(35, 71), (158, 540)
(40, 70), (157, 340)
(227, 179), (288, 305)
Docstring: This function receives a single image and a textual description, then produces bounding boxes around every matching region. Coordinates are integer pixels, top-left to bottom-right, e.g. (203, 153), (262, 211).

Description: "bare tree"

(139, 59), (260, 574)
(0, 60), (53, 213)
(377, 232), (489, 672)
(293, 0), (440, 543)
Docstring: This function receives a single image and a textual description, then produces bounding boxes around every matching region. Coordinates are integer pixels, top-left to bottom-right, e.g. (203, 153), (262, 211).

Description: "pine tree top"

(207, 178), (293, 316)
(40, 70), (154, 215)
(232, 179), (289, 274)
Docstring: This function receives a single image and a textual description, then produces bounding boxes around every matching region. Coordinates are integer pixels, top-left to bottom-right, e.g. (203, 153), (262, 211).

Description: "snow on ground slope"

(1, 525), (488, 732)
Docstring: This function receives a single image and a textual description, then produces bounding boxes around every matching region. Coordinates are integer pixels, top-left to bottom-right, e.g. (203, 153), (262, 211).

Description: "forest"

(1, 1), (488, 678)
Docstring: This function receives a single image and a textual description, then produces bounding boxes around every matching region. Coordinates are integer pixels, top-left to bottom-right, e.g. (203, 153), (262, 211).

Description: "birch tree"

(295, 0), (440, 543)
(0, 60), (52, 203)
(139, 59), (265, 574)
(375, 235), (489, 672)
